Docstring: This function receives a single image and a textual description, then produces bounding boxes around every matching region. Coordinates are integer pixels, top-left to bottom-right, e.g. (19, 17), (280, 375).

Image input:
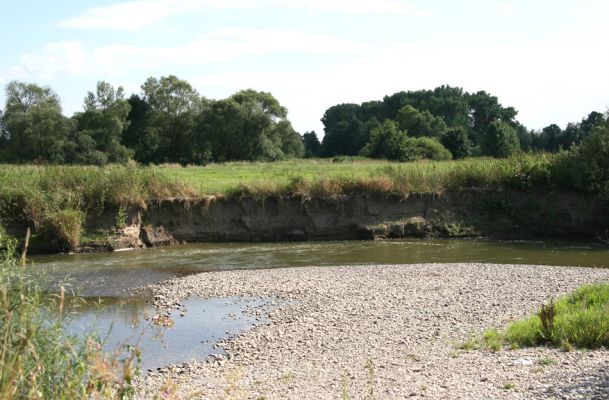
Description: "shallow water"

(33, 238), (609, 368)
(32, 239), (609, 297)
(66, 296), (270, 370)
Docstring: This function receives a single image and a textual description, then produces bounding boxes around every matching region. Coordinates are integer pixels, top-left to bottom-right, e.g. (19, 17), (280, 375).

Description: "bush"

(408, 137), (452, 161)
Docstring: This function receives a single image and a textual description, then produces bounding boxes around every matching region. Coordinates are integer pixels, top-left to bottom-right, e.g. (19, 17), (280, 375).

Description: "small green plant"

(503, 381), (516, 390)
(116, 206), (128, 229)
(538, 299), (556, 341)
(364, 359), (376, 400)
(442, 221), (475, 238)
(459, 336), (482, 351)
(483, 329), (503, 352)
(538, 358), (555, 366)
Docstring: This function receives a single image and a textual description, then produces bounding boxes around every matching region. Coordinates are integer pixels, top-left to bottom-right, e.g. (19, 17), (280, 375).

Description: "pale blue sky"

(1, 0), (608, 135)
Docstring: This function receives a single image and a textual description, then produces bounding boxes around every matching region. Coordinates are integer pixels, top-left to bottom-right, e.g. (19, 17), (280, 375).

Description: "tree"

(514, 122), (532, 152)
(480, 119), (520, 157)
(71, 81), (133, 164)
(466, 91), (517, 146)
(441, 127), (471, 159)
(141, 75), (203, 163)
(534, 124), (563, 152)
(123, 95), (160, 164)
(1, 81), (72, 163)
(396, 105), (447, 138)
(302, 131), (320, 158)
(194, 90), (301, 162)
(365, 120), (411, 161)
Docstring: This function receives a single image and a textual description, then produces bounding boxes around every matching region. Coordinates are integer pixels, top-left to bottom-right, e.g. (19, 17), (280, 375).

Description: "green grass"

(504, 284), (609, 349)
(0, 227), (139, 398)
(0, 153), (593, 250)
(474, 284), (609, 351)
(152, 154), (557, 197)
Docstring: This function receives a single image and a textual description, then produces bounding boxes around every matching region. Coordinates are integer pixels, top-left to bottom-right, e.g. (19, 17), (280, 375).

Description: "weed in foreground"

(0, 226), (140, 399)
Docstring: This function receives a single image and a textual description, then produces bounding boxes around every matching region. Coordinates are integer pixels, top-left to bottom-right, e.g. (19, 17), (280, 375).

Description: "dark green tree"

(302, 131), (320, 158)
(70, 81), (133, 164)
(396, 105), (448, 138)
(365, 120), (410, 161)
(441, 127), (471, 159)
(141, 75), (203, 163)
(194, 90), (302, 162)
(480, 119), (520, 157)
(1, 81), (72, 163)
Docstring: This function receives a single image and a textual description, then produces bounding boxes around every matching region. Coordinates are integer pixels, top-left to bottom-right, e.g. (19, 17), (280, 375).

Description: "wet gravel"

(138, 263), (609, 399)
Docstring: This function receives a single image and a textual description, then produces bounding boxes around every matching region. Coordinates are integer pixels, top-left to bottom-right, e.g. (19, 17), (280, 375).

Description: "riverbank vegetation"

(476, 283), (609, 351)
(0, 227), (139, 398)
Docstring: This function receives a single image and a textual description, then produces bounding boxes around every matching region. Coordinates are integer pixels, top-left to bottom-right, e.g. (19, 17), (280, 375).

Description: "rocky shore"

(139, 263), (609, 399)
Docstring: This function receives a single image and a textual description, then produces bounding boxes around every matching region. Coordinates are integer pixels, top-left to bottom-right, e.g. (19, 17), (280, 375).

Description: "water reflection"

(66, 296), (270, 370)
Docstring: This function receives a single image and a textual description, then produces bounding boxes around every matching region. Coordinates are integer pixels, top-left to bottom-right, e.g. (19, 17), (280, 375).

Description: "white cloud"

(2, 29), (365, 80)
(58, 0), (424, 31)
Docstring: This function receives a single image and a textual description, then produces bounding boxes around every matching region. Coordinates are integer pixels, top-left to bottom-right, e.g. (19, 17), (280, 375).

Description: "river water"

(31, 239), (609, 369)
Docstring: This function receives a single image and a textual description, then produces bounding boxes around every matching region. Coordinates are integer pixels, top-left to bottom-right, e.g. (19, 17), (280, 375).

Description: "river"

(31, 239), (609, 369)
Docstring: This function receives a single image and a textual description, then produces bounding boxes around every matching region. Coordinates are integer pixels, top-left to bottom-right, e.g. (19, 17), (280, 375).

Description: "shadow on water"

(66, 296), (271, 371)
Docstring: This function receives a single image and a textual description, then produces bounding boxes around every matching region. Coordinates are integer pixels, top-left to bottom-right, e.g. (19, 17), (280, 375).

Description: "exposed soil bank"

(12, 189), (609, 253)
(139, 263), (609, 399)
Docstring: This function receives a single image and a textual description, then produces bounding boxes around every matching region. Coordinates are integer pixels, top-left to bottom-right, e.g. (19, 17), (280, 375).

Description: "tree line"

(0, 79), (606, 165)
(303, 85), (606, 161)
(0, 76), (304, 165)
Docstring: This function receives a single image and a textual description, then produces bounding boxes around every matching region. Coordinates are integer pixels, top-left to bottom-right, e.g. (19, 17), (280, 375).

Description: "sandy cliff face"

(140, 191), (606, 244)
(9, 190), (607, 253)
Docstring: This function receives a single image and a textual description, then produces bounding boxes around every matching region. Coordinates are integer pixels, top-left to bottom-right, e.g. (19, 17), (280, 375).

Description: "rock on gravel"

(138, 263), (609, 399)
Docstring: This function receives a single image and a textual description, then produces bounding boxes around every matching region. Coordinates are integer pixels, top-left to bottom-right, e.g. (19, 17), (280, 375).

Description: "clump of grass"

(0, 226), (140, 398)
(474, 284), (609, 351)
(506, 284), (609, 348)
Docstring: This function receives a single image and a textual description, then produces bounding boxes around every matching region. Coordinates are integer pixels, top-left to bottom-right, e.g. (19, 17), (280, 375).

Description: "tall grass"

(0, 153), (601, 250)
(0, 227), (140, 398)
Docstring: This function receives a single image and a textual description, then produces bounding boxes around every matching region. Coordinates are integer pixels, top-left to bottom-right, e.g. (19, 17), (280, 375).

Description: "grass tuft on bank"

(471, 283), (609, 351)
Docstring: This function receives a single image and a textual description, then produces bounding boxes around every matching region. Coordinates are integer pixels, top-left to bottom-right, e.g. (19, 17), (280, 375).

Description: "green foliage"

(0, 162), (191, 251)
(441, 127), (471, 159)
(480, 119), (520, 158)
(302, 131), (320, 158)
(1, 81), (72, 163)
(396, 105), (447, 138)
(409, 137), (452, 161)
(556, 119), (609, 196)
(500, 284), (609, 349)
(195, 90), (302, 162)
(0, 226), (140, 398)
(71, 81), (133, 165)
(364, 120), (411, 161)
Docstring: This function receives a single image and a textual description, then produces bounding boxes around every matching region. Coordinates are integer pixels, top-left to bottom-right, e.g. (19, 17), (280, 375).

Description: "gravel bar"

(139, 263), (609, 399)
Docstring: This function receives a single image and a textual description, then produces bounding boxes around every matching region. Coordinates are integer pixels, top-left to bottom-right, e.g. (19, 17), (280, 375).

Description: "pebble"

(138, 263), (609, 399)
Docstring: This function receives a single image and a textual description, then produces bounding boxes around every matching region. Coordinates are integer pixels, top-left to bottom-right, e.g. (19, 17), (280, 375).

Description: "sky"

(1, 0), (608, 136)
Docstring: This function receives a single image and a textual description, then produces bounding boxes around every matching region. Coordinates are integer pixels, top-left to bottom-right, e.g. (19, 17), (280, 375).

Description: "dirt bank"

(11, 189), (608, 253)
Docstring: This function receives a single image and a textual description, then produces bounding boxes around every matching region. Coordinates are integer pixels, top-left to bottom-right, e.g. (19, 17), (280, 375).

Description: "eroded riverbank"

(140, 263), (609, 399)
